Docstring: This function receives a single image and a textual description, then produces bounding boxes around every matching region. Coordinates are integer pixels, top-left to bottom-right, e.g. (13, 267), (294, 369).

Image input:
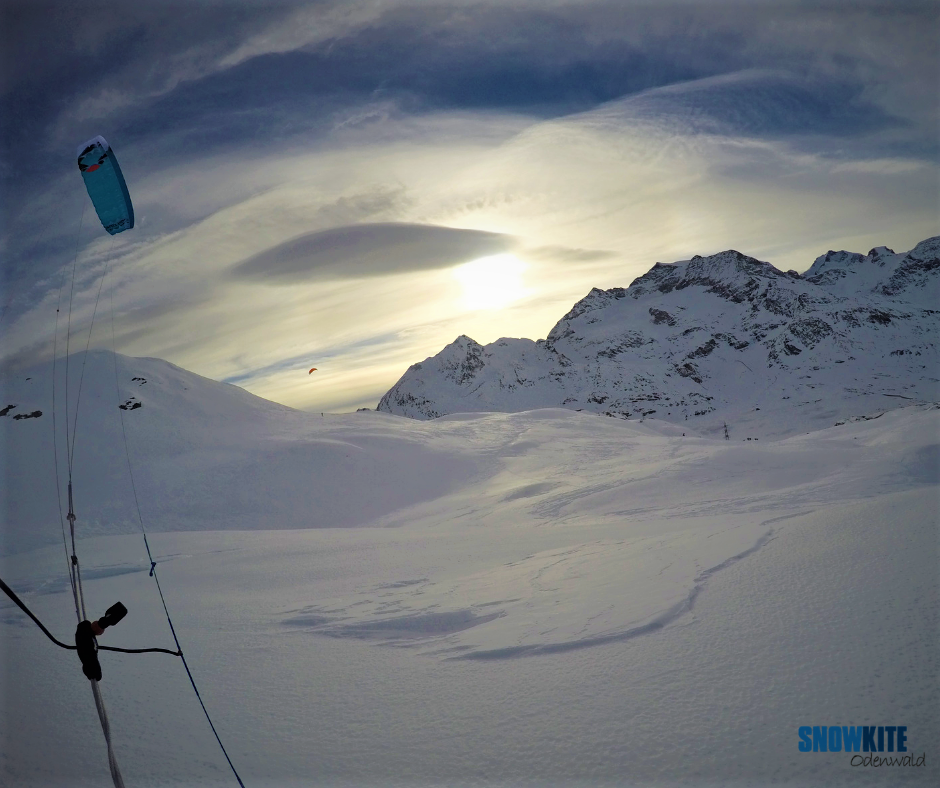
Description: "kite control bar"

(0, 575), (179, 660)
(76, 602), (129, 681)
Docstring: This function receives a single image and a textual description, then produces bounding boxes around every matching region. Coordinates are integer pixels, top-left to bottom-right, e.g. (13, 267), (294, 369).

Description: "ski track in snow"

(278, 514), (785, 660)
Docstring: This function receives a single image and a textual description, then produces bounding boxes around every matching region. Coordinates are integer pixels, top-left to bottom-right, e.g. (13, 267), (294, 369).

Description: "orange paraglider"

(308, 368), (318, 374)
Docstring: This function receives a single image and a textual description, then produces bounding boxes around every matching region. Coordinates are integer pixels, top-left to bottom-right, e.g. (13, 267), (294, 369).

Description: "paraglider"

(76, 135), (134, 235)
(309, 367), (318, 374)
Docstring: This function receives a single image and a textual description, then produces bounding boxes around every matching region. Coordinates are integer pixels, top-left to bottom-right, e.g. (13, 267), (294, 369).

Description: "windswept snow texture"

(0, 348), (938, 786)
(378, 237), (939, 437)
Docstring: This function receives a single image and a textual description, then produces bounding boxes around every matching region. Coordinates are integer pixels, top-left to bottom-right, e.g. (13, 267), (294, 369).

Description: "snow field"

(1, 352), (937, 785)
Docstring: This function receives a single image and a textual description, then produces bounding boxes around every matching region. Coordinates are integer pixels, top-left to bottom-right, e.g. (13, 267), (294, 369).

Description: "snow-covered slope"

(1, 344), (937, 786)
(0, 350), (478, 555)
(378, 237), (939, 437)
(2, 387), (938, 785)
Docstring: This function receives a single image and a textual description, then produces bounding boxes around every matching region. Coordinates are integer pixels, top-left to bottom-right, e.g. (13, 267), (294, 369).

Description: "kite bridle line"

(57, 220), (126, 787)
(107, 256), (248, 788)
(52, 197), (85, 622)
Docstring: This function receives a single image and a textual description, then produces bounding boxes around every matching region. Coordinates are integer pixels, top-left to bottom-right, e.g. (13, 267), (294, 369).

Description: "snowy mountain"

(377, 237), (939, 437)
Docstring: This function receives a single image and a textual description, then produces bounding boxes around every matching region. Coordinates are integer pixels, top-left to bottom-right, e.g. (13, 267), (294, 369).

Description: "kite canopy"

(308, 368), (318, 374)
(77, 135), (134, 235)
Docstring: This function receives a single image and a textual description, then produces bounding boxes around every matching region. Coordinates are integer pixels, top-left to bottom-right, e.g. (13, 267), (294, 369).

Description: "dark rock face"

(649, 308), (676, 326)
(789, 318), (833, 349)
(440, 336), (486, 385)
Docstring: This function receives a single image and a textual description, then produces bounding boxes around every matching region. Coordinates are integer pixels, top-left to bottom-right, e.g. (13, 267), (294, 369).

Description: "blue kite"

(76, 136), (134, 235)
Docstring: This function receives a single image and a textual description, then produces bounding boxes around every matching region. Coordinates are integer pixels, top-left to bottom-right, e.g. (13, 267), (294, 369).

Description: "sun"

(453, 254), (528, 310)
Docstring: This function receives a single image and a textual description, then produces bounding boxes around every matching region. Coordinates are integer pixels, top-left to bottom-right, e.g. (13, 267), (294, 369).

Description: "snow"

(1, 349), (937, 785)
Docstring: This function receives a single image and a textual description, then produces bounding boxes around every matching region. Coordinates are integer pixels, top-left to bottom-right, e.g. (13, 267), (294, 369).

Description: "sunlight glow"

(453, 254), (529, 310)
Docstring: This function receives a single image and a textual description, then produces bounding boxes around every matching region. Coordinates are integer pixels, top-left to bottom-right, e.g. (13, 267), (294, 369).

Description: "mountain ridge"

(377, 236), (939, 437)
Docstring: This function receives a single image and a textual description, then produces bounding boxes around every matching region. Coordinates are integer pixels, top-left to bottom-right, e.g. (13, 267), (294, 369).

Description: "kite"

(77, 136), (134, 235)
(308, 368), (318, 374)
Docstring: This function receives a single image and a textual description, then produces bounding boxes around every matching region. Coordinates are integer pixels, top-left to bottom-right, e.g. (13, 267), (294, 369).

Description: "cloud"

(10, 2), (936, 158)
(232, 222), (513, 282)
(592, 69), (889, 139)
(5, 68), (937, 409)
(523, 245), (617, 264)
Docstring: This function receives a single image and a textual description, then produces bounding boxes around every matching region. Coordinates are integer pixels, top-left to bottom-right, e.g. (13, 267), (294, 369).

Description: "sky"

(0, 0), (937, 413)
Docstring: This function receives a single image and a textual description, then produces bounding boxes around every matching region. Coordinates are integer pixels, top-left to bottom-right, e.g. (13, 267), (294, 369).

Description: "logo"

(797, 726), (926, 768)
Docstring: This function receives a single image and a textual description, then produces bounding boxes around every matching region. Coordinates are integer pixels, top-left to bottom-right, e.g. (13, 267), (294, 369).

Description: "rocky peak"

(628, 249), (788, 303)
(803, 236), (938, 305)
(555, 286), (627, 323)
(435, 335), (486, 385)
(809, 249), (866, 272)
(867, 246), (896, 265)
(874, 235), (939, 304)
(906, 236), (940, 262)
